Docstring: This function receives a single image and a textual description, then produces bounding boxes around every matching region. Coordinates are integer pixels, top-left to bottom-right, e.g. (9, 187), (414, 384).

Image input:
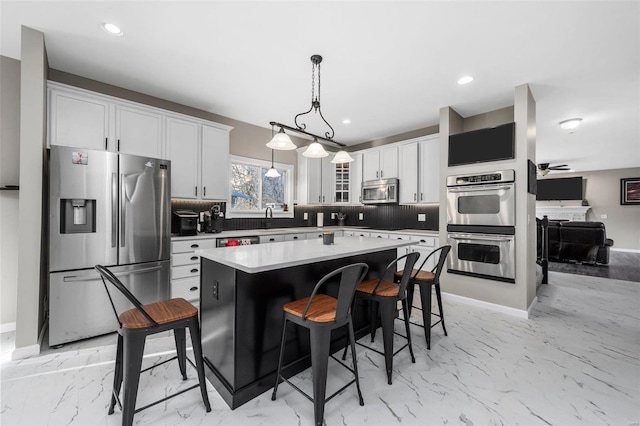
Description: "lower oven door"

(447, 232), (515, 283)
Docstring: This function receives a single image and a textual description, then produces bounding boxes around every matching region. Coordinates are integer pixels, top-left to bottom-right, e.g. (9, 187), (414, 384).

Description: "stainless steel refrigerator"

(49, 146), (171, 346)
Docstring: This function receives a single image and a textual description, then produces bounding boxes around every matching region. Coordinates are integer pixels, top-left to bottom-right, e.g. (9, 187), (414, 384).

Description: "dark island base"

(200, 249), (397, 409)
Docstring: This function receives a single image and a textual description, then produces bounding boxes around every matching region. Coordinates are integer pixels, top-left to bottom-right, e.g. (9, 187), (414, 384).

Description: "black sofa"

(541, 220), (614, 265)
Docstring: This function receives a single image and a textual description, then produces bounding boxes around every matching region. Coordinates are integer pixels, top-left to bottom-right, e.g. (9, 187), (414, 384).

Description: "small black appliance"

(203, 205), (223, 233)
(172, 210), (198, 236)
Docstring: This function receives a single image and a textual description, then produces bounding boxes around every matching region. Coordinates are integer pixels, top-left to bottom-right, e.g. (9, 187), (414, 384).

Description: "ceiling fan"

(537, 163), (570, 176)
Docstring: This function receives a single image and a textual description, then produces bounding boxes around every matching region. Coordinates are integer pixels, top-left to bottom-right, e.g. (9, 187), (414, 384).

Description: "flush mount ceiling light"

(457, 75), (474, 85)
(268, 54), (348, 158)
(559, 118), (582, 130)
(100, 22), (123, 36)
(342, 119), (351, 124)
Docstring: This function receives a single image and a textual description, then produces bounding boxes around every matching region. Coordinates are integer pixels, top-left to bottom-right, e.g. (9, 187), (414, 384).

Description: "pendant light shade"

(330, 150), (354, 163)
(302, 140), (329, 158)
(265, 149), (281, 178)
(266, 128), (297, 150)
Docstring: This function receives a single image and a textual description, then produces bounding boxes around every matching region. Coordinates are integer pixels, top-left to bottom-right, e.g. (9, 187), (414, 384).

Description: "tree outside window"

(230, 160), (287, 212)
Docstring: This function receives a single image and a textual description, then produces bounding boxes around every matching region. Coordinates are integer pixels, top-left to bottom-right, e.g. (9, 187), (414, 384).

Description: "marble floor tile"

(1, 271), (638, 425)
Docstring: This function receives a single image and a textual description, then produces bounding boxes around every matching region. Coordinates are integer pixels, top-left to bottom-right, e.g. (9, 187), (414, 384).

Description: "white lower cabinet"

(260, 234), (285, 243)
(284, 233), (307, 241)
(344, 230), (369, 237)
(171, 238), (217, 303)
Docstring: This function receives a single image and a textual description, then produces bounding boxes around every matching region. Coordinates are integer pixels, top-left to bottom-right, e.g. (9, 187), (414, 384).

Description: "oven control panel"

(446, 169), (515, 186)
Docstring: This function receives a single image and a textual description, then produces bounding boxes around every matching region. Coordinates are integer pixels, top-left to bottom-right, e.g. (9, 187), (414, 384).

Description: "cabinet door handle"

(105, 137), (108, 151)
(322, 195), (325, 202)
(189, 286), (198, 292)
(376, 171), (379, 179)
(269, 238), (275, 242)
(421, 193), (424, 201)
(293, 236), (298, 239)
(117, 139), (120, 152)
(414, 193), (417, 201)
(190, 268), (199, 273)
(381, 170), (383, 178)
(203, 186), (206, 197)
(318, 195), (321, 202)
(195, 186), (198, 196)
(190, 256), (199, 261)
(190, 244), (199, 248)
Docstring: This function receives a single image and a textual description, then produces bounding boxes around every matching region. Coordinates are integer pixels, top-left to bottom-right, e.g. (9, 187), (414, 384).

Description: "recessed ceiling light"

(559, 118), (582, 130)
(101, 22), (123, 36)
(342, 119), (351, 125)
(457, 76), (474, 85)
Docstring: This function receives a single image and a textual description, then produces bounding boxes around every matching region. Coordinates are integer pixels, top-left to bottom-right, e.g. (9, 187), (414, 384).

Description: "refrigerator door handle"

(120, 175), (126, 248)
(111, 173), (118, 248)
(62, 265), (164, 282)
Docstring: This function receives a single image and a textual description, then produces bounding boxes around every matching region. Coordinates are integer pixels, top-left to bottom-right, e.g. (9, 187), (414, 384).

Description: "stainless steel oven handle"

(447, 184), (513, 193)
(449, 233), (514, 242)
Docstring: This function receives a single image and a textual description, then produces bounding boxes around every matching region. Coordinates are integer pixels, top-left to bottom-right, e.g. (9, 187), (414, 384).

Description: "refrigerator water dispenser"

(60, 198), (96, 233)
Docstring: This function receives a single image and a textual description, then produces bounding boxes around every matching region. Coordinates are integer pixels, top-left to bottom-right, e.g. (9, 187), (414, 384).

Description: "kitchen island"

(197, 236), (415, 408)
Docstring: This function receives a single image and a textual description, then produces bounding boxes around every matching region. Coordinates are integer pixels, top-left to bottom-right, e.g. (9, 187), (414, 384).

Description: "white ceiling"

(2, 1), (638, 173)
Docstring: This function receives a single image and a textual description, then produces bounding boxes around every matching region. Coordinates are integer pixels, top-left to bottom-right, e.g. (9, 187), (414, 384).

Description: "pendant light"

(266, 127), (297, 150)
(331, 150), (354, 163)
(302, 138), (329, 158)
(269, 55), (349, 155)
(265, 149), (281, 178)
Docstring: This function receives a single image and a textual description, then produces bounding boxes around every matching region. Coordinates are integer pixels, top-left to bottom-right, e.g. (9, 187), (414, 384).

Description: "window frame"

(226, 154), (294, 219)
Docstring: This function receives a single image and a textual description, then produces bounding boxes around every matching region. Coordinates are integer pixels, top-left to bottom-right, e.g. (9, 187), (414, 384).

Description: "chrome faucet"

(265, 207), (273, 219)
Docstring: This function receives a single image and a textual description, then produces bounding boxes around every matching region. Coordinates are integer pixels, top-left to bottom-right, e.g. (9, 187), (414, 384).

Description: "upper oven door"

(446, 182), (515, 226)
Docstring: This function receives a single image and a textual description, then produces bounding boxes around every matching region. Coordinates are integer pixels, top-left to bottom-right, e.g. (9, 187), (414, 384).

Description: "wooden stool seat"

(356, 278), (399, 297)
(119, 298), (198, 329)
(393, 269), (435, 282)
(283, 294), (338, 323)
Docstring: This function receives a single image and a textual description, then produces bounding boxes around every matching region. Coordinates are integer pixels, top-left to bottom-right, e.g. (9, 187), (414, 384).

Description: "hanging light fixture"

(265, 149), (281, 178)
(269, 54), (350, 158)
(331, 149), (354, 163)
(266, 126), (297, 150)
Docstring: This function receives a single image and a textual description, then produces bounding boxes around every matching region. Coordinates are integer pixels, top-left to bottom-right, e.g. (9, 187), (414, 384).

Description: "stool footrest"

(134, 384), (200, 414)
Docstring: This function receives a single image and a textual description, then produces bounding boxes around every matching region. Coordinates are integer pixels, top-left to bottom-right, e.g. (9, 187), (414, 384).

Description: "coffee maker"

(203, 205), (223, 233)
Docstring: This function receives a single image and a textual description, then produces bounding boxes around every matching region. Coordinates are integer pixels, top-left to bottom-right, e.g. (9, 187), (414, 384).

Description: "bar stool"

(95, 265), (211, 426)
(344, 252), (420, 385)
(271, 263), (369, 426)
(393, 245), (451, 349)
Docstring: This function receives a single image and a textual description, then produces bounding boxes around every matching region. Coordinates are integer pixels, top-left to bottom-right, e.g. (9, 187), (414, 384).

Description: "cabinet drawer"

(171, 264), (201, 280)
(410, 235), (437, 247)
(172, 252), (201, 267)
(259, 234), (285, 243)
(284, 233), (306, 241)
(171, 277), (200, 302)
(368, 232), (389, 239)
(172, 238), (216, 254)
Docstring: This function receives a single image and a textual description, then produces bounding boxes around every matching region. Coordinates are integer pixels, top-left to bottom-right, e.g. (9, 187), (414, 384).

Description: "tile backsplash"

(171, 200), (439, 232)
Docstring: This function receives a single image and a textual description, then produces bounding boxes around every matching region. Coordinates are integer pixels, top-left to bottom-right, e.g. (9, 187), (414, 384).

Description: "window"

(227, 155), (294, 218)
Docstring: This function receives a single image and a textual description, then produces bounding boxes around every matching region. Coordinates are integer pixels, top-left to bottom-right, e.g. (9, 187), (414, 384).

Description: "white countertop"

(173, 226), (438, 240)
(197, 236), (416, 273)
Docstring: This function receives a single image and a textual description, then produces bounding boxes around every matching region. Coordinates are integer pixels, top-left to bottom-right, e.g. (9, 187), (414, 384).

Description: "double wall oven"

(446, 170), (516, 283)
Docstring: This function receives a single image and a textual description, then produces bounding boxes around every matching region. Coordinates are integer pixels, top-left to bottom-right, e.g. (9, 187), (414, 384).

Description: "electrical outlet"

(303, 212), (308, 220)
(359, 212), (364, 220)
(331, 213), (336, 219)
(601, 214), (608, 219)
(417, 214), (426, 222)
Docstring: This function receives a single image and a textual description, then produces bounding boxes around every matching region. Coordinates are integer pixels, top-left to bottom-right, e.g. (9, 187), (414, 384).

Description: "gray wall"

(0, 56), (21, 327)
(537, 167), (640, 250)
(15, 27), (48, 350)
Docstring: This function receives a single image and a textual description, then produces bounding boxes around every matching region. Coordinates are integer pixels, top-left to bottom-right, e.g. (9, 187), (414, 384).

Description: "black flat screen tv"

(536, 177), (583, 200)
(448, 122), (515, 166)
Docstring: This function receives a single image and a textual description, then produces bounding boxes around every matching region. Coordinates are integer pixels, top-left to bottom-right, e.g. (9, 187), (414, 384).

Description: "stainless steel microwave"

(362, 178), (399, 204)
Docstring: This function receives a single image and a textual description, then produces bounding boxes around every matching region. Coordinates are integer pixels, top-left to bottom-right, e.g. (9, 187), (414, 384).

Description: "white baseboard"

(527, 296), (538, 318)
(442, 292), (532, 319)
(11, 343), (40, 360)
(0, 322), (16, 333)
(611, 248), (640, 253)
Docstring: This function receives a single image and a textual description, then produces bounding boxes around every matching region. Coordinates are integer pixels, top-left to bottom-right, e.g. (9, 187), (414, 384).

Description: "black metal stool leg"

(188, 317), (211, 412)
(419, 282), (433, 349)
(379, 301), (396, 385)
(435, 283), (447, 336)
(369, 301), (379, 342)
(310, 327), (331, 426)
(122, 332), (146, 426)
(174, 327), (187, 380)
(347, 318), (364, 406)
(341, 299), (356, 361)
(401, 299), (416, 363)
(272, 318), (288, 400)
(406, 281), (416, 318)
(109, 334), (124, 415)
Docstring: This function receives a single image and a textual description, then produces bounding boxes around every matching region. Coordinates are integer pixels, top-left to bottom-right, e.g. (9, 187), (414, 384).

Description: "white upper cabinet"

(48, 87), (109, 151)
(115, 105), (163, 158)
(167, 118), (231, 201)
(167, 117), (199, 199)
(397, 135), (440, 204)
(201, 124), (230, 200)
(297, 153), (346, 205)
(399, 143), (419, 203)
(350, 153), (363, 204)
(362, 146), (398, 181)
